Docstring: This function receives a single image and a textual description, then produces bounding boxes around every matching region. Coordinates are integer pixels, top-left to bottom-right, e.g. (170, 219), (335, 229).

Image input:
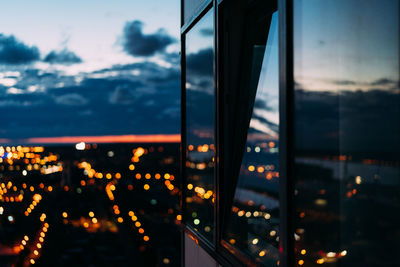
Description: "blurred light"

(194, 219), (200, 225)
(252, 238), (259, 245)
(62, 212), (68, 218)
(340, 250), (347, 256)
(143, 236), (149, 242)
(298, 260), (304, 266)
(355, 176), (362, 184)
(8, 215), (13, 222)
(327, 252), (336, 258)
(75, 142), (85, 150)
(316, 259), (325, 264)
(163, 258), (170, 264)
(22, 170), (27, 176)
(259, 250), (266, 257)
(301, 249), (306, 255)
(89, 211), (94, 217)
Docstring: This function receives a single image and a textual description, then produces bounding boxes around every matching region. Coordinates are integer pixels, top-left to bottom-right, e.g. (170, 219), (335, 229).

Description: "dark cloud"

(295, 88), (400, 154)
(0, 61), (180, 139)
(44, 49), (82, 64)
(122, 20), (175, 57)
(186, 48), (214, 76)
(0, 34), (40, 64)
(370, 78), (396, 86)
(332, 79), (356, 85)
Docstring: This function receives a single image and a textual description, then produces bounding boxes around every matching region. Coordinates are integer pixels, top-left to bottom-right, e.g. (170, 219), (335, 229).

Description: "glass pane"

(294, 1), (400, 266)
(223, 12), (279, 266)
(185, 9), (215, 241)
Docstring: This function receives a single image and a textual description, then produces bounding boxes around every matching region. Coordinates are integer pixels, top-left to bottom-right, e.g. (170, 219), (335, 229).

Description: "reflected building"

(180, 0), (399, 266)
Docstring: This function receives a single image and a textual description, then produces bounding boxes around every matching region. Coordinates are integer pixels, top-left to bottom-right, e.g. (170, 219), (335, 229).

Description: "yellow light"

(62, 212), (68, 218)
(117, 217), (123, 223)
(30, 259), (35, 264)
(143, 184), (150, 190)
(301, 249), (306, 255)
(135, 221), (141, 227)
(24, 235), (29, 241)
(187, 184), (193, 190)
(92, 218), (98, 224)
(259, 250), (266, 257)
(110, 185), (116, 191)
(131, 216), (137, 221)
(176, 215), (182, 221)
(89, 211), (94, 217)
(316, 259), (325, 264)
(47, 186), (53, 192)
(40, 232), (45, 238)
(37, 243), (42, 249)
(39, 237), (44, 242)
(298, 260), (304, 266)
(83, 222), (89, 228)
(248, 165), (255, 172)
(22, 240), (27, 245)
(34, 250), (39, 255)
(106, 173), (112, 179)
(129, 164), (135, 170)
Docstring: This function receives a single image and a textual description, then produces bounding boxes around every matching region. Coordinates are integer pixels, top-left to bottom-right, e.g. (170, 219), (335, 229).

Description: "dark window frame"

(180, 0), (295, 266)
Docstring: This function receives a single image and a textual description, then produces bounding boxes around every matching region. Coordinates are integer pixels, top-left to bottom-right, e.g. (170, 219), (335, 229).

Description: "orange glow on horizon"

(16, 134), (180, 144)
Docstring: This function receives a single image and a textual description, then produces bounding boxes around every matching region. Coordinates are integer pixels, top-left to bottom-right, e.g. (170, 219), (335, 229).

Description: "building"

(180, 0), (400, 266)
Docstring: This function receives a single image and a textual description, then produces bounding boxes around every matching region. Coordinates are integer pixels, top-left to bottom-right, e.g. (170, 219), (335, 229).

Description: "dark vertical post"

(180, 1), (186, 266)
(278, 0), (294, 266)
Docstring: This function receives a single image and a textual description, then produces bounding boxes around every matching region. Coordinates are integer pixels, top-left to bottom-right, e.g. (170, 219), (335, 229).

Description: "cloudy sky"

(0, 0), (181, 142)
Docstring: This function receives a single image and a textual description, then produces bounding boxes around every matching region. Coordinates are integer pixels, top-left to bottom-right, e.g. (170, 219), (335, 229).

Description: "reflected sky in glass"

(224, 12), (279, 266)
(294, 1), (399, 266)
(184, 9), (215, 242)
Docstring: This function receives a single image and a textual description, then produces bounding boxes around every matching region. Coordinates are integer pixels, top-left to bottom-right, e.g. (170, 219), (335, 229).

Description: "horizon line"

(0, 134), (181, 144)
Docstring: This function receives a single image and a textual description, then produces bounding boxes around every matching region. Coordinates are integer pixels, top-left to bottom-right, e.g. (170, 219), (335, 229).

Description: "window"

(184, 8), (215, 242)
(222, 11), (280, 266)
(293, 0), (400, 266)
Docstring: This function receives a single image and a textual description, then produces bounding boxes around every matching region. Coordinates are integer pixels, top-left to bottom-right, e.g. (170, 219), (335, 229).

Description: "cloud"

(122, 20), (175, 57)
(370, 78), (396, 86)
(332, 79), (356, 85)
(0, 34), (40, 64)
(55, 93), (88, 106)
(186, 48), (213, 76)
(43, 49), (82, 64)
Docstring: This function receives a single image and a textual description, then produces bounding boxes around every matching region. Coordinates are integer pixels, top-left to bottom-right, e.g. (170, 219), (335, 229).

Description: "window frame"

(180, 0), (295, 266)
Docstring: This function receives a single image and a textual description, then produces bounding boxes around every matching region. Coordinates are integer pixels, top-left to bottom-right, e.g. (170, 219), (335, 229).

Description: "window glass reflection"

(223, 12), (279, 265)
(294, 1), (400, 266)
(185, 9), (215, 242)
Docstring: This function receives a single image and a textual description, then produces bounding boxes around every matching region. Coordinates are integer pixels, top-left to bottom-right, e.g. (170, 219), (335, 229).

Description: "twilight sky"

(0, 0), (181, 142)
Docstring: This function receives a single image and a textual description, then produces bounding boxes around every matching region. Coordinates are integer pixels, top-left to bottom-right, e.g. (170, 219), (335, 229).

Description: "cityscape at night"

(0, 142), (181, 266)
(1, 0), (399, 266)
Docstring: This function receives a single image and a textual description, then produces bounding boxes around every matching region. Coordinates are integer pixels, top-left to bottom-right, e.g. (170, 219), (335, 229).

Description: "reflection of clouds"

(295, 88), (400, 153)
(249, 118), (278, 139)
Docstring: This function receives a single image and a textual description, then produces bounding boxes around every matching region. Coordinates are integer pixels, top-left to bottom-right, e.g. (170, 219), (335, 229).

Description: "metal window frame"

(180, 0), (295, 266)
